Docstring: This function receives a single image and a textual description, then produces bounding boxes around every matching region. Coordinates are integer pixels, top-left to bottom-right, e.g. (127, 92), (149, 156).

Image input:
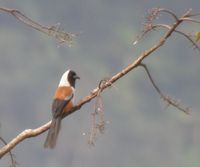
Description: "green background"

(0, 0), (200, 166)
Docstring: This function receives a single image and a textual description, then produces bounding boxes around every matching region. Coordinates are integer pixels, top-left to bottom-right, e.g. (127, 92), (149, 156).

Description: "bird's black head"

(67, 70), (80, 88)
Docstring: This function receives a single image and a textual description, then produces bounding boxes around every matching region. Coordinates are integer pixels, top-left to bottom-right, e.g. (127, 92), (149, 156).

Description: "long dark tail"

(44, 117), (62, 149)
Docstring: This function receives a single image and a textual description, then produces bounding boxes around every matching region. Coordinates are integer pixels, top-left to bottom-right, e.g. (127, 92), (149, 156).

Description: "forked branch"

(0, 7), (199, 159)
(134, 8), (200, 52)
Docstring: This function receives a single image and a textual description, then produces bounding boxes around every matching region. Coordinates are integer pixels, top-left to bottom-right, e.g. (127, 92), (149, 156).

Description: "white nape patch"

(58, 70), (70, 87)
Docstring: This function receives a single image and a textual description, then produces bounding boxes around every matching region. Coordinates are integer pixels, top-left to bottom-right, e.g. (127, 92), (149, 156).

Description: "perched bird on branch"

(44, 69), (80, 149)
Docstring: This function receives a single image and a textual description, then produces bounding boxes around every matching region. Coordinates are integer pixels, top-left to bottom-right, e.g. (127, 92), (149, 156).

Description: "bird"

(44, 69), (80, 149)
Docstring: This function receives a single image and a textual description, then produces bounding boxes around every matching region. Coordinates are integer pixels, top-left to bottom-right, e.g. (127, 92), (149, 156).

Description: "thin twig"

(0, 7), (76, 46)
(159, 8), (179, 21)
(187, 12), (200, 17)
(154, 24), (200, 52)
(181, 17), (200, 24)
(88, 80), (106, 145)
(62, 9), (185, 118)
(139, 64), (191, 114)
(174, 30), (200, 52)
(0, 8), (195, 159)
(134, 8), (184, 45)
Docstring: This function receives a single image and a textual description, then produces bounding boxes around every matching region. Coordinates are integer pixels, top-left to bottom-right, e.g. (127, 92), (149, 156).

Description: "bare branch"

(187, 12), (200, 17)
(154, 24), (171, 29)
(133, 8), (161, 45)
(59, 9), (188, 119)
(174, 30), (200, 52)
(139, 64), (191, 114)
(181, 17), (200, 24)
(0, 7), (76, 46)
(134, 8), (181, 45)
(159, 8), (179, 21)
(134, 8), (200, 52)
(0, 137), (17, 167)
(0, 122), (50, 159)
(154, 24), (200, 52)
(0, 8), (196, 159)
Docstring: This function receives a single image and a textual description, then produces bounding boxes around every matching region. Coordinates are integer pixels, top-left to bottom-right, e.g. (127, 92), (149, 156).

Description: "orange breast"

(54, 86), (74, 114)
(54, 86), (73, 99)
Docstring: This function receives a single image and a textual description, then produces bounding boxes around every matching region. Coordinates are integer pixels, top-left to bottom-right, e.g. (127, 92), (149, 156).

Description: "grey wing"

(52, 94), (74, 118)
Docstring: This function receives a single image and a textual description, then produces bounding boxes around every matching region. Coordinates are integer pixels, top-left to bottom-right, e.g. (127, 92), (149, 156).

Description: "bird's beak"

(74, 75), (80, 80)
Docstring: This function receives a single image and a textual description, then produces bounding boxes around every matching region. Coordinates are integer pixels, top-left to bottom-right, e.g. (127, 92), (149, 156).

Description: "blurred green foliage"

(0, 0), (200, 167)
